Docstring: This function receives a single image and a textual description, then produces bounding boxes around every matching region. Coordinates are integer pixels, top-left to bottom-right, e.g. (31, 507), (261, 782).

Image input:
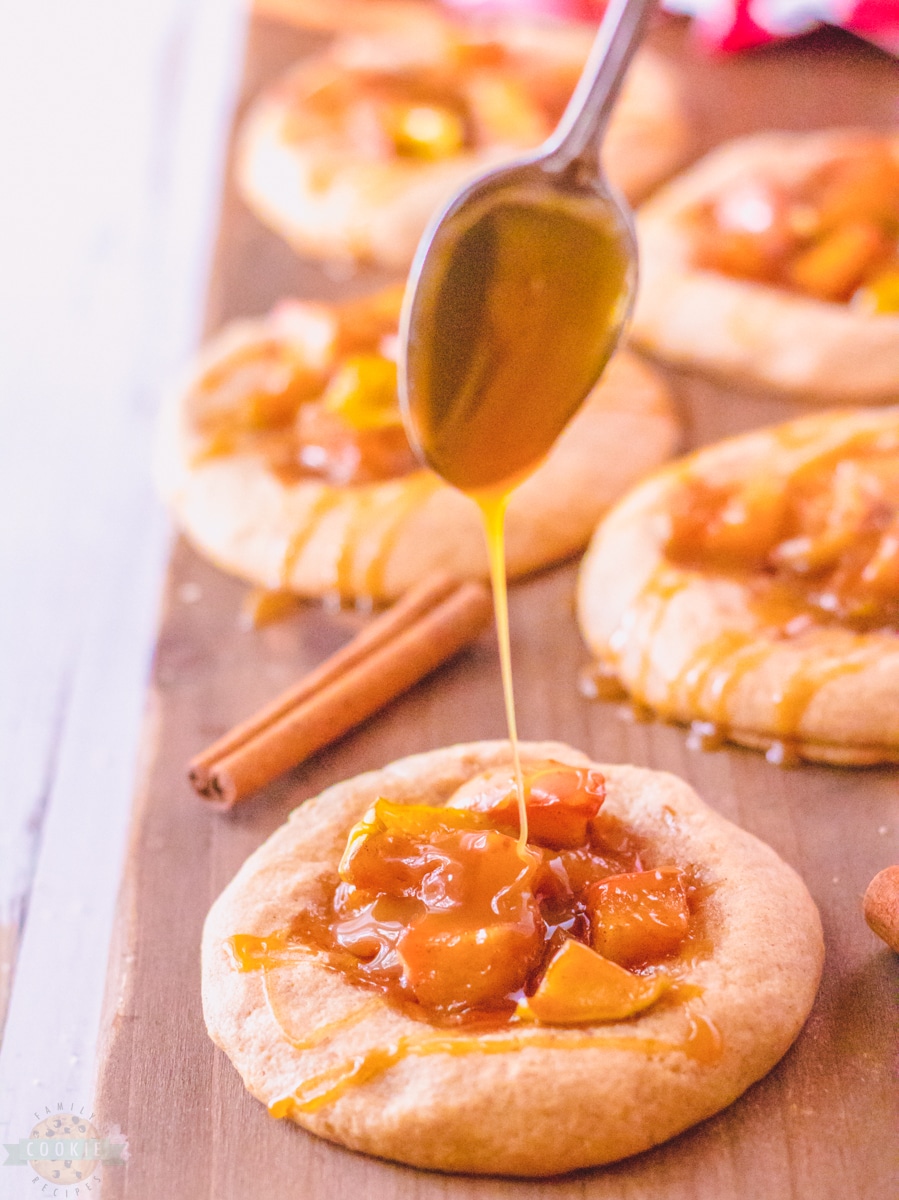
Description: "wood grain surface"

(95, 16), (899, 1199)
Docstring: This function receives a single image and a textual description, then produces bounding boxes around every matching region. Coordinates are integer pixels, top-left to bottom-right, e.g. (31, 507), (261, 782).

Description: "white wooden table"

(0, 1), (245, 1186)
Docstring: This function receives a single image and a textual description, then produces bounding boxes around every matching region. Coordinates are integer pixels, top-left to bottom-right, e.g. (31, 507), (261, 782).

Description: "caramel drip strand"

(362, 474), (441, 601)
(226, 931), (303, 971)
(578, 661), (627, 702)
(769, 646), (871, 738)
(474, 488), (528, 855)
(281, 491), (344, 589)
(269, 1005), (723, 1117)
(334, 477), (439, 607)
(606, 564), (691, 715)
(227, 932), (383, 1055)
(262, 973), (382, 1054)
(677, 630), (754, 721)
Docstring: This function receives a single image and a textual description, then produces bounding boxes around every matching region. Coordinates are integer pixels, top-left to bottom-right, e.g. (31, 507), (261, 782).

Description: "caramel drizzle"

(596, 540), (883, 760)
(333, 473), (439, 606)
(263, 977), (382, 1054)
(768, 644), (871, 736)
(269, 1007), (722, 1118)
(229, 935), (722, 1119)
(280, 491), (345, 589)
(228, 933), (383, 1053)
(363, 474), (440, 600)
(604, 564), (691, 714)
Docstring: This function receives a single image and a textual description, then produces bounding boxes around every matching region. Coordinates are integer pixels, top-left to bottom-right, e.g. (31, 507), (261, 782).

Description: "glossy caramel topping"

(268, 1001), (722, 1117)
(690, 139), (899, 309)
(665, 433), (899, 631)
(231, 764), (708, 1035)
(193, 289), (419, 488)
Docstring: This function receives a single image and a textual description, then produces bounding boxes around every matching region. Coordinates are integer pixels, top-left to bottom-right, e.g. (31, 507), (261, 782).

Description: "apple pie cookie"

(237, 19), (689, 267)
(202, 740), (823, 1175)
(579, 407), (899, 765)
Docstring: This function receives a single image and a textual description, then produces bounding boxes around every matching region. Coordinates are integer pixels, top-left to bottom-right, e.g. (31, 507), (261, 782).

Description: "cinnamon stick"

(188, 572), (492, 808)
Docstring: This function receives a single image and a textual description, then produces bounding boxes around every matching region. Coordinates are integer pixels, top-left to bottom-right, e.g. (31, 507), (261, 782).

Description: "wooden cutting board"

(95, 16), (899, 1199)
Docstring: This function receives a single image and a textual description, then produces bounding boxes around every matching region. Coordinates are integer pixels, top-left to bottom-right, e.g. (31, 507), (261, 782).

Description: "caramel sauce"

(332, 473), (440, 606)
(268, 1002), (722, 1118)
(686, 721), (726, 753)
(604, 564), (690, 712)
(476, 488), (528, 846)
(240, 588), (302, 629)
(578, 660), (627, 702)
(280, 491), (345, 588)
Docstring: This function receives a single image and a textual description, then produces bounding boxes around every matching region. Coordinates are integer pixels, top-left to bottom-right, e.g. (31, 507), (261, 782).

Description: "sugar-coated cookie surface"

(237, 18), (689, 267)
(202, 741), (823, 1176)
(578, 408), (899, 765)
(631, 129), (899, 399)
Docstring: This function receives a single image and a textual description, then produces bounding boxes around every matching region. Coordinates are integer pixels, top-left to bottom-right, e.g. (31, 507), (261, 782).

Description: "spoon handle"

(544, 0), (657, 172)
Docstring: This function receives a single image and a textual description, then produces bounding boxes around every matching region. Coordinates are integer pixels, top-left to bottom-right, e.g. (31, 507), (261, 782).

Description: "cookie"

(237, 19), (689, 267)
(202, 740), (823, 1175)
(578, 407), (899, 764)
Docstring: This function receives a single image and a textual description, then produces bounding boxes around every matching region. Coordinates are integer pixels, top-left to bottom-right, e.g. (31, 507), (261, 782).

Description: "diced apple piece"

(195, 339), (324, 434)
(811, 143), (899, 231)
(321, 353), (400, 431)
(519, 939), (669, 1024)
(340, 802), (539, 912)
(861, 522), (899, 595)
(692, 180), (796, 283)
(667, 475), (786, 569)
(466, 75), (547, 145)
(386, 102), (466, 160)
(588, 868), (690, 967)
(523, 765), (606, 850)
(339, 800), (486, 893)
(854, 267), (899, 315)
(398, 911), (544, 1010)
(448, 762), (605, 850)
(786, 221), (890, 303)
(333, 285), (405, 356)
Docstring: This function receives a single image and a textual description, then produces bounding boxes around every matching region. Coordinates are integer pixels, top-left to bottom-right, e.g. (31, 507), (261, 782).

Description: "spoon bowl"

(399, 0), (656, 494)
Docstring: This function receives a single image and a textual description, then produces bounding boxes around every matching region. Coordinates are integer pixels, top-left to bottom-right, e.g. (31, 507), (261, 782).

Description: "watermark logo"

(3, 1104), (128, 1194)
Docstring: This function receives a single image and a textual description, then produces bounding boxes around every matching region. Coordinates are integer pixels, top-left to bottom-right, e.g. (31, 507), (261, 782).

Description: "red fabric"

(438, 0), (899, 55)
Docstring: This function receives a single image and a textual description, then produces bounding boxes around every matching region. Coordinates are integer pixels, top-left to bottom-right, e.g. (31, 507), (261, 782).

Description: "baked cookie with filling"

(631, 129), (899, 399)
(236, 18), (689, 267)
(578, 407), (899, 765)
(202, 740), (823, 1175)
(156, 286), (678, 605)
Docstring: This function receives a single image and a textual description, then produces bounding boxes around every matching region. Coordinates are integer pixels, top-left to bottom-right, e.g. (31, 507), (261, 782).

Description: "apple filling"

(284, 42), (576, 166)
(291, 762), (701, 1026)
(665, 433), (899, 630)
(689, 139), (899, 311)
(191, 287), (420, 486)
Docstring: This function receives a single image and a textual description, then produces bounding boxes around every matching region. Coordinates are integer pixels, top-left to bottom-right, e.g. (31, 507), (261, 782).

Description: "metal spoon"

(399, 0), (656, 494)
